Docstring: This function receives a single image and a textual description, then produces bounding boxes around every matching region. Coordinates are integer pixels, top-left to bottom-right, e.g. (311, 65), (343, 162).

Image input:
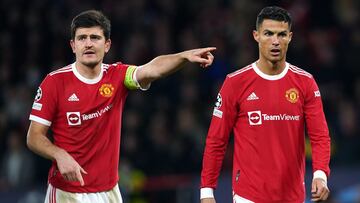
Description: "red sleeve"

(304, 77), (331, 177)
(201, 76), (238, 188)
(29, 75), (58, 126)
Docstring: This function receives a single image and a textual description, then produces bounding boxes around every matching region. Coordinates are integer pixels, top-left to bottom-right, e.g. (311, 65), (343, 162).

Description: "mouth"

(270, 48), (281, 56)
(83, 50), (96, 56)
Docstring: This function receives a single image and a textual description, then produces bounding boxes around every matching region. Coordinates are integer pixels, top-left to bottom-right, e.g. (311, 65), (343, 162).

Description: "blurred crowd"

(0, 0), (359, 202)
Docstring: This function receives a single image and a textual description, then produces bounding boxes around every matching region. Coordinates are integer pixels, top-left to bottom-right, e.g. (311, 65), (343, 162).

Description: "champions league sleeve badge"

(34, 87), (42, 102)
(215, 93), (222, 109)
(32, 87), (43, 111)
(213, 93), (223, 118)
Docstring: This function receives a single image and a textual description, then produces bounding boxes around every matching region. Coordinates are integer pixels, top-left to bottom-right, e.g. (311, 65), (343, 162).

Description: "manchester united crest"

(285, 88), (299, 103)
(99, 84), (114, 97)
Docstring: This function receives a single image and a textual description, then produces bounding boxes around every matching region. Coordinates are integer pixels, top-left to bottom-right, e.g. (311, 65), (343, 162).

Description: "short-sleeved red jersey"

(30, 62), (131, 193)
(201, 62), (330, 202)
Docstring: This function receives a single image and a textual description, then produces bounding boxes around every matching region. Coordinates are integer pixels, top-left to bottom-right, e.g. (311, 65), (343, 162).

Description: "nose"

(85, 37), (93, 48)
(272, 36), (280, 46)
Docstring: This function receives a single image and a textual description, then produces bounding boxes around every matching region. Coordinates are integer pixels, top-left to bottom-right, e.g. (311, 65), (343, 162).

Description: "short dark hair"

(71, 10), (111, 40)
(256, 6), (292, 30)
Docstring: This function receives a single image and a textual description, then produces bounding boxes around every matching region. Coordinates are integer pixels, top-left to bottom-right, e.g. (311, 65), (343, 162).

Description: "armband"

(124, 66), (140, 90)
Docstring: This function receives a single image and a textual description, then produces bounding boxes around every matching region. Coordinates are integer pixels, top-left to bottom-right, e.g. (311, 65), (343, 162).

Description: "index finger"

(199, 47), (217, 53)
(76, 170), (85, 186)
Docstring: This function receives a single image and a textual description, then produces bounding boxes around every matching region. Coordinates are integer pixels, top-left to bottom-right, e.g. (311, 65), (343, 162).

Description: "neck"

(75, 62), (102, 79)
(256, 58), (286, 75)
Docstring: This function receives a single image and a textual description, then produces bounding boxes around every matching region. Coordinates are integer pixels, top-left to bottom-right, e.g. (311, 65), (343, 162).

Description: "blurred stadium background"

(0, 0), (359, 202)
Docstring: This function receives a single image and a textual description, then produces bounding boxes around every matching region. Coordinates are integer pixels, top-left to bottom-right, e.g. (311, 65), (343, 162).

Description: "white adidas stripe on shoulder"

(49, 65), (72, 76)
(288, 69), (312, 78)
(103, 63), (110, 69)
(103, 63), (120, 70)
(289, 65), (310, 74)
(288, 65), (312, 78)
(228, 65), (252, 78)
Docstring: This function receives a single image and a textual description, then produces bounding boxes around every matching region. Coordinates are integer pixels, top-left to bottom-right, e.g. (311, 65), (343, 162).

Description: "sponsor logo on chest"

(248, 110), (300, 126)
(66, 104), (113, 126)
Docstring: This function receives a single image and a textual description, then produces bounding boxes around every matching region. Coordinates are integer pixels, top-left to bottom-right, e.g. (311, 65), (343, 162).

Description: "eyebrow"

(76, 34), (102, 39)
(263, 29), (289, 34)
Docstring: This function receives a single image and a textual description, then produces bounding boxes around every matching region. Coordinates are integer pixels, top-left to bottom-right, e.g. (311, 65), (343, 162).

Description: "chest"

(55, 75), (124, 124)
(238, 78), (304, 116)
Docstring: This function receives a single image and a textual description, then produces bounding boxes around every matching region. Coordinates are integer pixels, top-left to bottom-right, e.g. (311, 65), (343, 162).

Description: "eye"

(78, 36), (87, 41)
(90, 35), (101, 41)
(264, 32), (272, 36)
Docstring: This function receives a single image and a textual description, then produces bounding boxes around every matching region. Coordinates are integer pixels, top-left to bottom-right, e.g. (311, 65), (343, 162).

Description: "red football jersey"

(201, 62), (330, 202)
(30, 62), (133, 192)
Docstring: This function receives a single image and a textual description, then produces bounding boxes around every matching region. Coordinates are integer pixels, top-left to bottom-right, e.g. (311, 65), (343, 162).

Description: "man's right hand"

(55, 149), (88, 186)
(201, 198), (216, 203)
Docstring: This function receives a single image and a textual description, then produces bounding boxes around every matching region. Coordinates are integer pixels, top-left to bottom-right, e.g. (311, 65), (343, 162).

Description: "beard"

(81, 58), (101, 69)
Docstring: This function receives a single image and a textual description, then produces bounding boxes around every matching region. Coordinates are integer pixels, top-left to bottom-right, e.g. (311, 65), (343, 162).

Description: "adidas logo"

(68, 93), (79, 101)
(247, 92), (259, 101)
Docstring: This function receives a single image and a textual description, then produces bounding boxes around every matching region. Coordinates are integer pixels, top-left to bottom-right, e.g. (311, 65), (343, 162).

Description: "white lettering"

(82, 104), (113, 121)
(263, 114), (300, 121)
(213, 108), (223, 118)
(314, 90), (321, 97)
(32, 102), (42, 111)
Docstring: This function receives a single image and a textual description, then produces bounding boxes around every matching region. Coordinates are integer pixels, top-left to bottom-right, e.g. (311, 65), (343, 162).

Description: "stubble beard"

(81, 59), (101, 69)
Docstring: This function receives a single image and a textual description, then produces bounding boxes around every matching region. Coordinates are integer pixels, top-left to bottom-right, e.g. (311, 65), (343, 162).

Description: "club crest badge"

(99, 84), (114, 97)
(285, 88), (299, 103)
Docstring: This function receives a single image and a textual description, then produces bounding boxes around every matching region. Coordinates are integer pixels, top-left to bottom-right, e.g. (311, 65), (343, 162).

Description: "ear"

(253, 30), (259, 43)
(288, 31), (293, 43)
(70, 40), (76, 53)
(105, 39), (111, 53)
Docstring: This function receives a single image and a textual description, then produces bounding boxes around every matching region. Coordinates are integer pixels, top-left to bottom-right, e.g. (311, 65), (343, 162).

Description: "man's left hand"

(311, 178), (330, 202)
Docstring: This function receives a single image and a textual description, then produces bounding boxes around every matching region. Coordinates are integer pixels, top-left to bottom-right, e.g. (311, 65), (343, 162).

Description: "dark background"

(0, 0), (359, 202)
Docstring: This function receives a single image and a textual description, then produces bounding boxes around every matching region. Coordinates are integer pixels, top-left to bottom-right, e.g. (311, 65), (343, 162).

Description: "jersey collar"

(252, 61), (289, 80)
(72, 63), (104, 84)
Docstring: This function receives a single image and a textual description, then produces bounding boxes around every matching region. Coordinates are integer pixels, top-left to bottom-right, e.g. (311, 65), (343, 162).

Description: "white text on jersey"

(82, 104), (113, 121)
(248, 110), (300, 125)
(262, 114), (300, 121)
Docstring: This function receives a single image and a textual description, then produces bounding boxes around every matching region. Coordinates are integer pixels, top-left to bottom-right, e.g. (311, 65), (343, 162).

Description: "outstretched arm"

(136, 47), (216, 88)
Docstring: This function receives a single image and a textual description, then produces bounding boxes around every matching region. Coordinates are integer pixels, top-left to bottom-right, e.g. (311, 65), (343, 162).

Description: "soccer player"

(200, 6), (330, 203)
(26, 10), (215, 203)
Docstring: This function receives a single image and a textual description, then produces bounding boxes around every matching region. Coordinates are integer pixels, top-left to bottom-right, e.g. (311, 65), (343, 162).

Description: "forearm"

(307, 116), (331, 176)
(136, 47), (215, 87)
(138, 52), (188, 84)
(27, 134), (62, 160)
(27, 122), (64, 161)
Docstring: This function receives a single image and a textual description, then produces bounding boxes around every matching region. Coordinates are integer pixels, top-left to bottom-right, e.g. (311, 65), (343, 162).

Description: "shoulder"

(48, 64), (73, 77)
(104, 62), (131, 71)
(40, 64), (73, 85)
(227, 64), (253, 79)
(103, 62), (135, 78)
(287, 63), (313, 79)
